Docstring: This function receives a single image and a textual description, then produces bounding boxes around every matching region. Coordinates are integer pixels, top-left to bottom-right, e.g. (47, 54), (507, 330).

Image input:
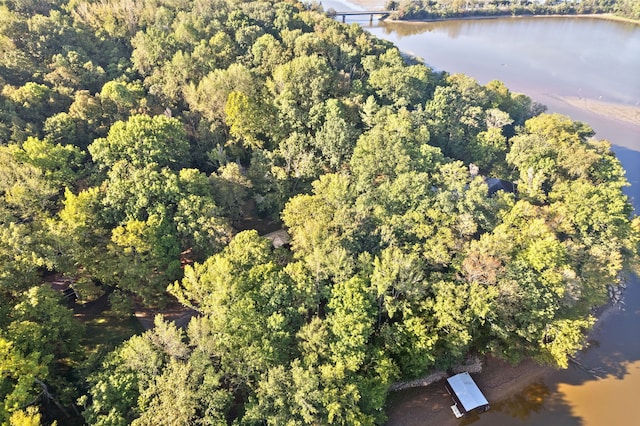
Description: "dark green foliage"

(81, 316), (232, 426)
(0, 0), (638, 424)
(0, 286), (84, 423)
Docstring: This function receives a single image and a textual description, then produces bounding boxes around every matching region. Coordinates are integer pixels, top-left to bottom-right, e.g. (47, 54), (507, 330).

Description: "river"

(320, 1), (640, 425)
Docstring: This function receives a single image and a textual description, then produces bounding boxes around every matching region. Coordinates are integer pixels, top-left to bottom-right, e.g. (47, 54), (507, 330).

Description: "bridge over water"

(330, 10), (392, 22)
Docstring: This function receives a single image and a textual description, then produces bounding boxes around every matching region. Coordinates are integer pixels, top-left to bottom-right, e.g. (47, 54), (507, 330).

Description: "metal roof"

(446, 372), (489, 411)
(262, 229), (291, 248)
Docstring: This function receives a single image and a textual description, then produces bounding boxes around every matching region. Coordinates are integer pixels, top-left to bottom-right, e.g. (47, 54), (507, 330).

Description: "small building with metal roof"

(262, 229), (291, 248)
(445, 372), (490, 418)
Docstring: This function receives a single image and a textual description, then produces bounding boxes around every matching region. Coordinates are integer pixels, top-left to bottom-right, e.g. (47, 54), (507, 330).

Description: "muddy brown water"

(323, 2), (640, 424)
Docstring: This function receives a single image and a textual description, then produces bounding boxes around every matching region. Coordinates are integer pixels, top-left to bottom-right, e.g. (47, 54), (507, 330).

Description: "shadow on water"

(610, 144), (640, 213)
(385, 378), (582, 426)
(488, 381), (551, 420)
(385, 143), (640, 426)
(457, 269), (640, 426)
(569, 276), (640, 381)
(384, 384), (453, 426)
(464, 382), (583, 426)
(386, 273), (640, 426)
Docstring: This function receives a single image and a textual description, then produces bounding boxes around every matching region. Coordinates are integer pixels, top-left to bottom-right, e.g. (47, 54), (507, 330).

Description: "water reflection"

(491, 381), (551, 420)
(575, 275), (640, 381)
(611, 145), (640, 211)
(458, 381), (578, 425)
(379, 19), (473, 38)
(378, 16), (640, 40)
(367, 17), (640, 107)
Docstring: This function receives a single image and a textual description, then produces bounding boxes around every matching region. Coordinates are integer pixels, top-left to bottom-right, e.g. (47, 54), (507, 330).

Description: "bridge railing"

(328, 10), (393, 22)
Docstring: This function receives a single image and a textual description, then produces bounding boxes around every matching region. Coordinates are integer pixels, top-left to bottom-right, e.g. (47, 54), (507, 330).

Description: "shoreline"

(383, 13), (640, 26)
(385, 299), (627, 425)
(385, 356), (555, 426)
(335, 1), (640, 25)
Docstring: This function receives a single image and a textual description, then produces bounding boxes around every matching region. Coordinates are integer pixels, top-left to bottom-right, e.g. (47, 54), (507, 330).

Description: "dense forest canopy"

(0, 0), (639, 424)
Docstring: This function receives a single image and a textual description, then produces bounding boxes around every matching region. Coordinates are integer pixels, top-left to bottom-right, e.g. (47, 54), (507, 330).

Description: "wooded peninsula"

(384, 0), (640, 22)
(1, 0), (639, 424)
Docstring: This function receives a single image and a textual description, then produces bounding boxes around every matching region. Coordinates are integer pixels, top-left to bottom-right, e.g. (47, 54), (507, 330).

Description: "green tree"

(349, 109), (436, 192)
(313, 99), (360, 170)
(3, 82), (56, 132)
(210, 162), (253, 223)
(0, 337), (49, 424)
(424, 73), (491, 162)
(0, 146), (58, 220)
(89, 114), (190, 171)
(268, 54), (336, 133)
(82, 316), (232, 426)
(9, 137), (85, 188)
(102, 161), (180, 221)
(43, 112), (79, 146)
(169, 231), (305, 385)
(1, 286), (84, 423)
(8, 406), (43, 426)
(243, 361), (323, 425)
(184, 63), (258, 123)
(282, 173), (359, 301)
(44, 50), (106, 93)
(371, 246), (425, 322)
(99, 80), (146, 122)
(363, 48), (434, 108)
(108, 210), (181, 304)
(224, 90), (270, 150)
(47, 187), (112, 301)
(428, 281), (497, 363)
(538, 317), (595, 368)
(327, 276), (375, 372)
(250, 33), (290, 76)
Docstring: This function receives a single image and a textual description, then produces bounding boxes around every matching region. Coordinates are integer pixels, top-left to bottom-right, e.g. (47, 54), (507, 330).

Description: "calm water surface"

(373, 18), (640, 104)
(323, 2), (640, 425)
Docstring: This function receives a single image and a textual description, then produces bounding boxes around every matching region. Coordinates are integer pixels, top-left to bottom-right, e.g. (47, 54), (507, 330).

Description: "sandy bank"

(385, 356), (554, 426)
(385, 300), (627, 425)
(558, 96), (640, 127)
